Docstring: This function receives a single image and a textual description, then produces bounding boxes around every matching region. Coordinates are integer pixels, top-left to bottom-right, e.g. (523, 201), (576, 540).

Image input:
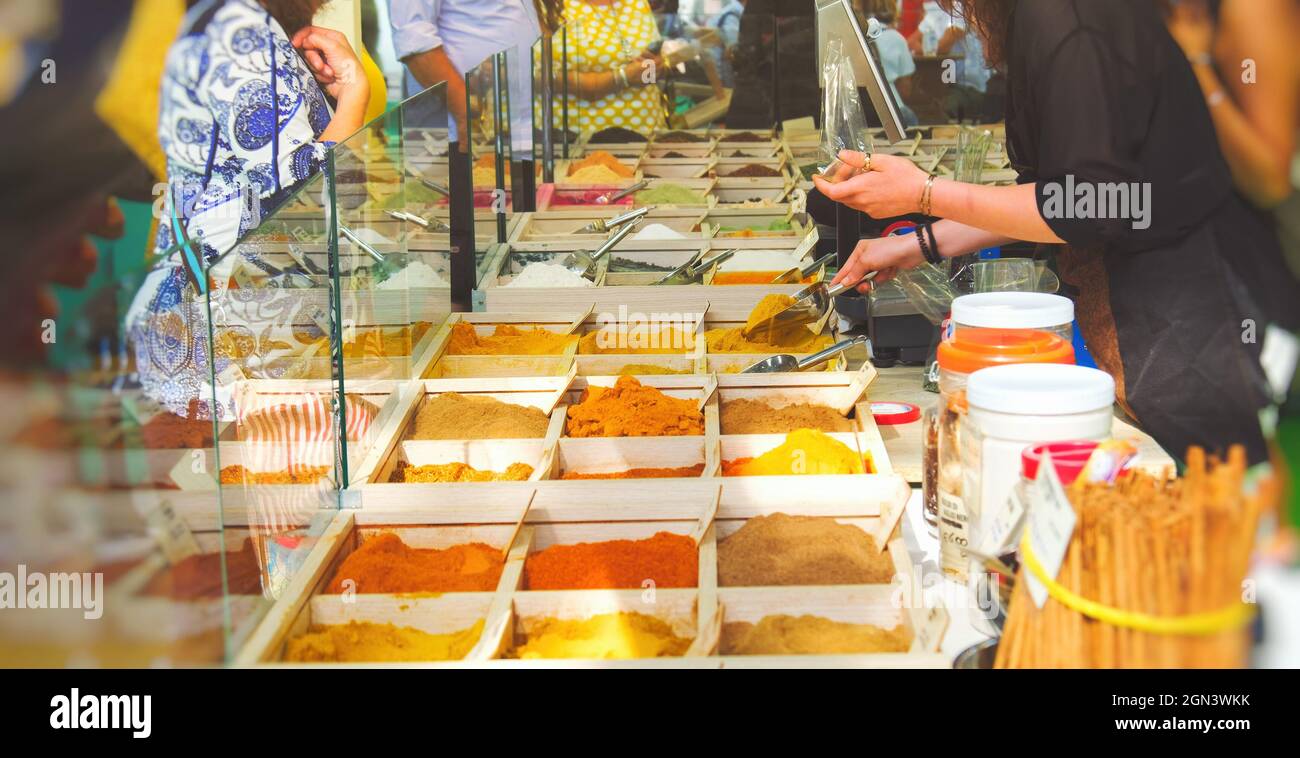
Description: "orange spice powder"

(219, 464), (331, 485)
(325, 532), (504, 593)
(446, 322), (576, 355)
(565, 375), (704, 437)
(392, 461), (534, 483)
(524, 532), (698, 590)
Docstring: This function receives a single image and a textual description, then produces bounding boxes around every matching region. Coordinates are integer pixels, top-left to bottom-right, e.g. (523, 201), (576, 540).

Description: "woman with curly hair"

(815, 0), (1299, 464)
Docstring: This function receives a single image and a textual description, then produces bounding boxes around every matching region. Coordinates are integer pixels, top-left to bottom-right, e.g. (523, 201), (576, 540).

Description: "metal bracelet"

(615, 66), (630, 91)
(920, 174), (937, 217)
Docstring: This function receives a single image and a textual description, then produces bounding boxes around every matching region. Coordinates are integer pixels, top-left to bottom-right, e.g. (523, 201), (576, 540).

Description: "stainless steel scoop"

(577, 206), (650, 234)
(596, 179), (648, 205)
(561, 221), (639, 279)
(653, 248), (738, 285)
(739, 271), (878, 339)
(741, 335), (868, 373)
(386, 209), (451, 233)
(771, 253), (837, 284)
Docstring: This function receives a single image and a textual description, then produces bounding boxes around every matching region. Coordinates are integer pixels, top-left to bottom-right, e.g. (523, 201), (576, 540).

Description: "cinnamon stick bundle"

(994, 446), (1271, 669)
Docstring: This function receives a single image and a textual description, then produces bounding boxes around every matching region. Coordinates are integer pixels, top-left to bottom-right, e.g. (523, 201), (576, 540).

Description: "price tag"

(1024, 453), (1076, 608)
(975, 484), (1026, 558)
(913, 606), (949, 652)
(146, 500), (201, 565)
(1260, 324), (1299, 402)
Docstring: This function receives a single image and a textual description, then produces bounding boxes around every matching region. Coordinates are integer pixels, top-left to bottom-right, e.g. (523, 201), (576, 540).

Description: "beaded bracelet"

(916, 224), (941, 266)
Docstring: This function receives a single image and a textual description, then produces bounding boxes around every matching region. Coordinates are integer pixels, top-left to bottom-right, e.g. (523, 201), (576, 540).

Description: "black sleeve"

(1029, 29), (1148, 247)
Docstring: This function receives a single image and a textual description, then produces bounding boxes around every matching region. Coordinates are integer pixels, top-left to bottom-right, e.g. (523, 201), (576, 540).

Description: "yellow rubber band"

(1018, 529), (1255, 636)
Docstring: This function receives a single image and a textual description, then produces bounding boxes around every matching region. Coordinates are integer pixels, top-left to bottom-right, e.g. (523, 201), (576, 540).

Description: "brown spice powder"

(717, 513), (894, 586)
(409, 393), (550, 440)
(561, 464), (705, 479)
(720, 399), (854, 434)
(721, 614), (911, 655)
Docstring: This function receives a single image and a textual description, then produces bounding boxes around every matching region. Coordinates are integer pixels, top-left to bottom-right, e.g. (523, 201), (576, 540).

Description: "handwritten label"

(1025, 453), (1076, 608)
(146, 500), (201, 565)
(914, 606), (949, 652)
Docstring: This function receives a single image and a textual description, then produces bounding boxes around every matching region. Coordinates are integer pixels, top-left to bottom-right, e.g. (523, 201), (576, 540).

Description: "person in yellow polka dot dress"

(559, 0), (666, 136)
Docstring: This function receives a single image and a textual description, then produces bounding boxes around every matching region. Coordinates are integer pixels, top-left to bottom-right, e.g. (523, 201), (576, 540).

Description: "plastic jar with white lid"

(961, 364), (1116, 553)
(949, 292), (1075, 343)
(932, 329), (1074, 576)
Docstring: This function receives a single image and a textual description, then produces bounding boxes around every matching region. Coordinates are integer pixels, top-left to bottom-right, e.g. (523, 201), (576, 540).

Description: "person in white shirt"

(388, 0), (555, 150)
(907, 0), (992, 120)
(861, 0), (917, 126)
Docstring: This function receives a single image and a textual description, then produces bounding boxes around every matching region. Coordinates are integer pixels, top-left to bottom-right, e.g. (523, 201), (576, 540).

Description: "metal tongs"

(576, 206), (651, 234)
(653, 248), (738, 285)
(739, 271), (878, 338)
(560, 222), (639, 280)
(741, 335), (868, 373)
(596, 179), (648, 205)
(771, 253), (837, 284)
(386, 209), (451, 233)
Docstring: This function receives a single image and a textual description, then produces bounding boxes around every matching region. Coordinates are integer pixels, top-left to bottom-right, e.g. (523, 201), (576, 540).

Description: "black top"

(1005, 0), (1232, 252)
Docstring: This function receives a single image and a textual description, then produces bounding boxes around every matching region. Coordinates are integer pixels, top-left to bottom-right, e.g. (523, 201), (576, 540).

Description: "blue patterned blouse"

(129, 0), (332, 417)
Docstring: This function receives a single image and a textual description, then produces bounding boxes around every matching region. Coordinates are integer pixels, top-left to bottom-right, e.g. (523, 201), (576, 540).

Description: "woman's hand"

(1164, 0), (1216, 60)
(291, 26), (370, 105)
(830, 233), (925, 292)
(813, 150), (929, 219)
(625, 53), (664, 87)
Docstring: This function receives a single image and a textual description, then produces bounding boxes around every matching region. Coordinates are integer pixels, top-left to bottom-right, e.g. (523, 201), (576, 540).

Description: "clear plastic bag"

(818, 38), (872, 181)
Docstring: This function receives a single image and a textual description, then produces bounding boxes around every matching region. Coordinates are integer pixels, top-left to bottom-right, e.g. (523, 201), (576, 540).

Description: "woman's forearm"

(318, 90), (370, 144)
(930, 219), (1017, 258)
(1192, 64), (1295, 207)
(930, 179), (1065, 244)
(567, 61), (639, 100)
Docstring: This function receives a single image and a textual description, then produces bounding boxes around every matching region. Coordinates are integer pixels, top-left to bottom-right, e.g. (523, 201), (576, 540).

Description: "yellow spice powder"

(723, 428), (867, 476)
(284, 620), (484, 662)
(578, 327), (696, 355)
(513, 612), (692, 659)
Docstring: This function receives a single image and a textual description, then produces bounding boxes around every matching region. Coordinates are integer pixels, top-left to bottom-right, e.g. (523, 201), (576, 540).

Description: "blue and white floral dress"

(128, 0), (332, 417)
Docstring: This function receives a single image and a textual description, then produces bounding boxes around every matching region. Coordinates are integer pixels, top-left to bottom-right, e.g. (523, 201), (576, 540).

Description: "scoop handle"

(824, 270), (878, 298)
(795, 335), (868, 371)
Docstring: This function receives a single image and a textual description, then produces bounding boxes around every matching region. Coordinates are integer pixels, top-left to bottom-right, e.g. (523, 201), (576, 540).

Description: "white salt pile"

(377, 261), (448, 289)
(631, 223), (686, 241)
(505, 262), (596, 288)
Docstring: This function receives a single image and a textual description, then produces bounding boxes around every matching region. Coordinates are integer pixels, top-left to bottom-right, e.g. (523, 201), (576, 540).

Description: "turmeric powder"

(392, 461), (534, 483)
(512, 612), (692, 659)
(711, 271), (811, 285)
(704, 294), (833, 353)
(722, 428), (871, 476)
(617, 363), (691, 375)
(284, 620), (484, 662)
(326, 532), (504, 593)
(446, 322), (576, 355)
(565, 376), (704, 437)
(704, 326), (832, 354)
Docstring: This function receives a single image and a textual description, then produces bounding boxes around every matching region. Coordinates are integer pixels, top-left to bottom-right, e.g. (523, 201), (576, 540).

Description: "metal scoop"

(596, 179), (648, 205)
(741, 335), (868, 373)
(739, 271), (878, 339)
(771, 253), (837, 284)
(577, 206), (651, 234)
(386, 209), (451, 233)
(560, 221), (639, 279)
(653, 248), (738, 285)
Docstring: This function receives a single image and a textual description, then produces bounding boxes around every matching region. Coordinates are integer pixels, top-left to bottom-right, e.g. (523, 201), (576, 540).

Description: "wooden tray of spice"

(236, 472), (946, 666)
